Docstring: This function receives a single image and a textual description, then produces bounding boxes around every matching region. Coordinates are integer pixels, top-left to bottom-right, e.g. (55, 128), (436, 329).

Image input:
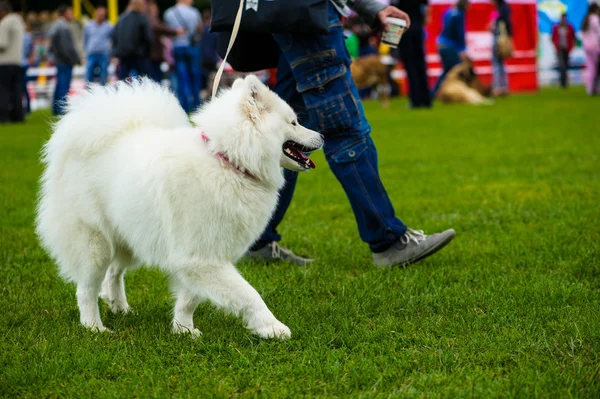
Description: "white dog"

(36, 76), (323, 339)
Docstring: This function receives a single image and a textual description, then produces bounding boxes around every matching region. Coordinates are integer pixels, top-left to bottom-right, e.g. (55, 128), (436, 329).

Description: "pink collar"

(201, 131), (256, 179)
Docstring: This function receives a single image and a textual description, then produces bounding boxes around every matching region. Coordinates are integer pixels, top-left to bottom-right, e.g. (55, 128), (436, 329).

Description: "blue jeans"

(86, 53), (109, 85)
(119, 57), (152, 80)
(52, 64), (73, 116)
(253, 3), (407, 253)
(492, 42), (509, 91)
(432, 46), (461, 96)
(173, 45), (202, 112)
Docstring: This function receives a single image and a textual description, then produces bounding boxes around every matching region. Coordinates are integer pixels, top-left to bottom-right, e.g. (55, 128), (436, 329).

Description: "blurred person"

(581, 3), (600, 95)
(83, 4), (113, 85)
(238, 1), (456, 267)
(164, 0), (203, 112)
(113, 0), (152, 80)
(48, 4), (80, 116)
(22, 24), (34, 114)
(393, 0), (431, 108)
(200, 9), (218, 96)
(551, 13), (575, 89)
(490, 0), (512, 96)
(432, 0), (469, 96)
(0, 0), (26, 123)
(146, 0), (184, 83)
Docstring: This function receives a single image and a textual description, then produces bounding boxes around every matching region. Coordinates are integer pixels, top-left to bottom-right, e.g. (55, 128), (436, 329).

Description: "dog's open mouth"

(283, 141), (317, 169)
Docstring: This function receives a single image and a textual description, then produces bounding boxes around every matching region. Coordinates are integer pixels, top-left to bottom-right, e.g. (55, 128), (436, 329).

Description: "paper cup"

(381, 17), (407, 48)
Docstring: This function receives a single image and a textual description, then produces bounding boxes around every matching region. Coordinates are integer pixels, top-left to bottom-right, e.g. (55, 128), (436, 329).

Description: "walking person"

(432, 0), (468, 97)
(232, 0), (456, 267)
(113, 0), (152, 80)
(83, 4), (113, 85)
(0, 0), (25, 123)
(164, 0), (203, 112)
(393, 0), (432, 109)
(146, 0), (183, 83)
(551, 13), (576, 89)
(490, 0), (512, 97)
(48, 4), (80, 116)
(581, 3), (600, 95)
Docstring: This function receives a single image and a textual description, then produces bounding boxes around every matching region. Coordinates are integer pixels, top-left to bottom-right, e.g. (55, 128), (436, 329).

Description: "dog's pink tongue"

(307, 158), (316, 169)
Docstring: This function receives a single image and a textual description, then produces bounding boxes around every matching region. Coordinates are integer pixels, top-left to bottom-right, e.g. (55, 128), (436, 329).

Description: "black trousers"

(0, 65), (24, 123)
(398, 23), (432, 108)
(558, 49), (570, 88)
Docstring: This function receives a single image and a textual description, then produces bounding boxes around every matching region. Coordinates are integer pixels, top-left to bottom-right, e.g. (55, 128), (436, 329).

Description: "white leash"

(211, 0), (245, 98)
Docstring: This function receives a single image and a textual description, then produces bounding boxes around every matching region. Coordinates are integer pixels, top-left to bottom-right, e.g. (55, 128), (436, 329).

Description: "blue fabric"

(83, 20), (113, 56)
(21, 67), (30, 114)
(118, 57), (152, 80)
(149, 61), (163, 83)
(22, 32), (33, 67)
(86, 53), (109, 85)
(173, 45), (202, 112)
(432, 45), (461, 95)
(437, 8), (466, 52)
(52, 64), (73, 115)
(253, 3), (407, 253)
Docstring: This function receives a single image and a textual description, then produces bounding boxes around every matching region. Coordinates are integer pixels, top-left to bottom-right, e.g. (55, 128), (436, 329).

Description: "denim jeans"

(119, 57), (152, 80)
(52, 64), (73, 116)
(173, 45), (202, 112)
(86, 53), (109, 85)
(432, 46), (461, 96)
(253, 3), (407, 253)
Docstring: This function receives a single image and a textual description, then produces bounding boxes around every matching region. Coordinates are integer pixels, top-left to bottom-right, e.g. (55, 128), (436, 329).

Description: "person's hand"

(176, 27), (185, 36)
(377, 6), (411, 31)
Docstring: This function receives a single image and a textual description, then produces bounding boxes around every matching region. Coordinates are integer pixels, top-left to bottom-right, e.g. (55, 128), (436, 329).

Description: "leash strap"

(212, 0), (244, 98)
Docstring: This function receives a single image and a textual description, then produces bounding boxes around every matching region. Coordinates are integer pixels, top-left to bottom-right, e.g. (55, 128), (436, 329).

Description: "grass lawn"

(1, 88), (599, 398)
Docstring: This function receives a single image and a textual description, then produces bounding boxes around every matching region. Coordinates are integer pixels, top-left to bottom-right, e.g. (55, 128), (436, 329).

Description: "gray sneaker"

(245, 242), (314, 266)
(372, 228), (456, 267)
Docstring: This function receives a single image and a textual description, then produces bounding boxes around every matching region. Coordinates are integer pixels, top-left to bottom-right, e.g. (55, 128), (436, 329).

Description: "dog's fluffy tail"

(42, 78), (190, 178)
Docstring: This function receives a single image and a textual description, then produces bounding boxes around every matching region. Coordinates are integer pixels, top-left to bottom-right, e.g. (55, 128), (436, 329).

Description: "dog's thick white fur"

(36, 76), (323, 339)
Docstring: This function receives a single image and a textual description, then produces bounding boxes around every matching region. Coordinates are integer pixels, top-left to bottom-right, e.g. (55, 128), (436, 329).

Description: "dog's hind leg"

(71, 228), (112, 332)
(172, 262), (291, 339)
(100, 249), (135, 314)
(171, 281), (203, 338)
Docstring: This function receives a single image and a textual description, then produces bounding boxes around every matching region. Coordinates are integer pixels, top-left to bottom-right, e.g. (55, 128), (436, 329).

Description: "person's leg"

(174, 46), (192, 112)
(119, 58), (131, 80)
(432, 46), (459, 96)
(85, 54), (96, 83)
(22, 66), (30, 114)
(9, 65), (24, 122)
(413, 26), (432, 107)
(0, 66), (11, 122)
(399, 26), (420, 107)
(149, 61), (162, 83)
(558, 49), (567, 88)
(273, 4), (408, 253)
(53, 65), (71, 115)
(189, 46), (203, 109)
(98, 54), (109, 85)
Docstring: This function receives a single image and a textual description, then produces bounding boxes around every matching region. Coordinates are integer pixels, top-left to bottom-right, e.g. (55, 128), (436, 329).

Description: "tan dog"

(350, 54), (390, 107)
(438, 58), (493, 105)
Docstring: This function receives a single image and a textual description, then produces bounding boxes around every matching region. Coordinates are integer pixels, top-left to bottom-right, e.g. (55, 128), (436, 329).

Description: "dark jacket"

(112, 11), (152, 59)
(48, 18), (79, 66)
(494, 3), (513, 38)
(148, 13), (178, 62)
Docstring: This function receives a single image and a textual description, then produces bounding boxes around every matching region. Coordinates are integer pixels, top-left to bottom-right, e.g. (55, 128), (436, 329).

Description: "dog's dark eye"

(291, 121), (297, 126)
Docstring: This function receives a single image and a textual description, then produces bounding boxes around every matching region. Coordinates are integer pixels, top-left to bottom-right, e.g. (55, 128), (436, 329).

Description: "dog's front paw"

(172, 323), (202, 339)
(252, 321), (291, 340)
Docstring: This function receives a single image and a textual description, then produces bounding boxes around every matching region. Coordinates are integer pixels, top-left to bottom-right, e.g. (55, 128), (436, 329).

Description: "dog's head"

(192, 75), (323, 186)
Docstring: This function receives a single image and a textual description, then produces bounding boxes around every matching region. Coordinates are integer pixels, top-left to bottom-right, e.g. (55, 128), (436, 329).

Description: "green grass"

(1, 88), (599, 398)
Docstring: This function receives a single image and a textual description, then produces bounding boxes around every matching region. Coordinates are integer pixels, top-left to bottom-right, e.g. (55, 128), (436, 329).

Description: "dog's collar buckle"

(200, 131), (255, 179)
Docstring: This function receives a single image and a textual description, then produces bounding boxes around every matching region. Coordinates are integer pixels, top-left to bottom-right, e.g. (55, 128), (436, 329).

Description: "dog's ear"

(242, 75), (269, 123)
(232, 78), (244, 89)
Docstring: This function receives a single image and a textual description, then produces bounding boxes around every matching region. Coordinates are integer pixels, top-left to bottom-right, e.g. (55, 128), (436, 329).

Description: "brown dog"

(350, 54), (390, 107)
(438, 58), (493, 105)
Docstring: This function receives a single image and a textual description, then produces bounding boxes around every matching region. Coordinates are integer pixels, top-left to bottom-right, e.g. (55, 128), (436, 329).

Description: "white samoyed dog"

(36, 76), (323, 339)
